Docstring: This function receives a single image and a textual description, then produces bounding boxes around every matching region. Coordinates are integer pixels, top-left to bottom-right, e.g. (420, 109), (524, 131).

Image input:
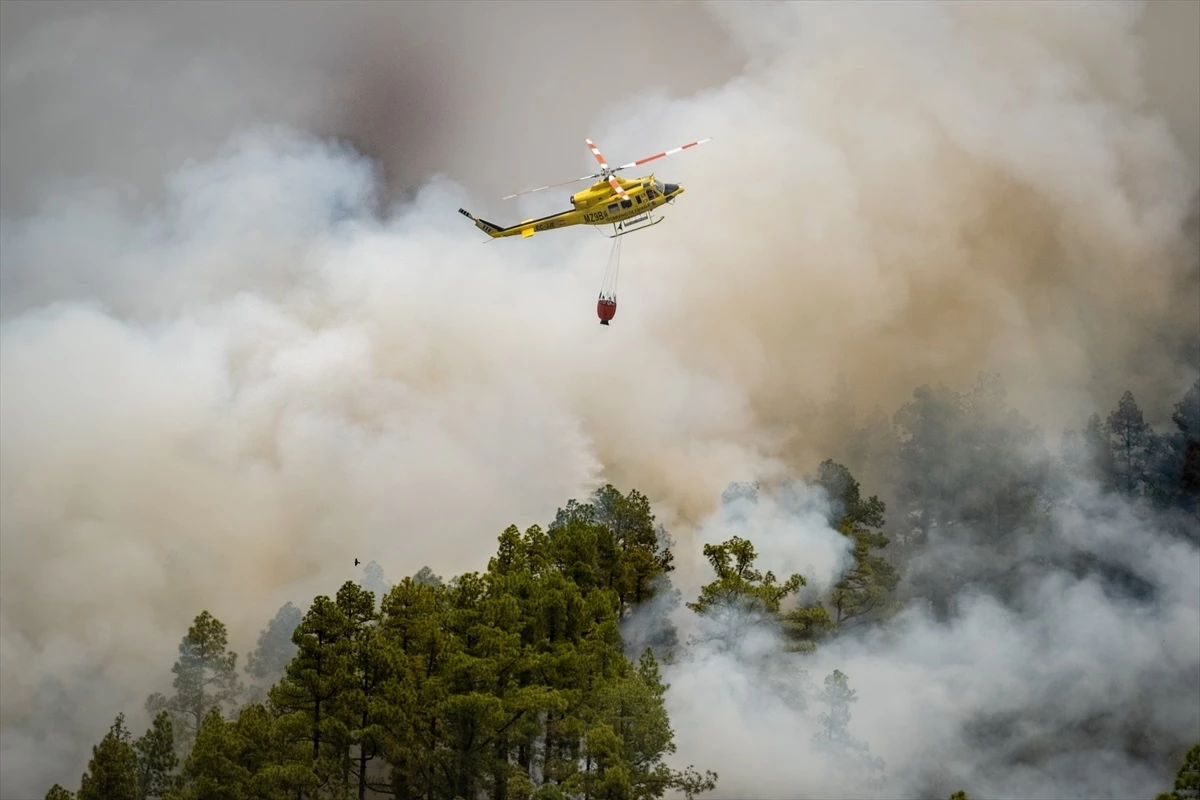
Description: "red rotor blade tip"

(616, 137), (712, 170)
(587, 139), (609, 170)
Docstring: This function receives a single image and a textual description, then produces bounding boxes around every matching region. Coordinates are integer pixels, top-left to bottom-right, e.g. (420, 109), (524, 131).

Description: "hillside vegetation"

(45, 374), (1200, 799)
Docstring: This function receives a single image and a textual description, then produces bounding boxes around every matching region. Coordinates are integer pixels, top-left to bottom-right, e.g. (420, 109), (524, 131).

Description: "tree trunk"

(359, 708), (370, 800)
(494, 740), (509, 800)
(543, 711), (555, 786)
(314, 700), (322, 763)
(394, 756), (413, 800)
(518, 741), (531, 776)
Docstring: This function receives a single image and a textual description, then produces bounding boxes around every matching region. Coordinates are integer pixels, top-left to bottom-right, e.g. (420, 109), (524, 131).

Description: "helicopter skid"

(604, 212), (664, 239)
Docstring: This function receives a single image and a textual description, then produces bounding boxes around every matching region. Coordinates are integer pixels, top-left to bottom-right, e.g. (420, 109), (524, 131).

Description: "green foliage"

(267, 594), (354, 788)
(334, 580), (388, 798)
(134, 710), (178, 798)
(687, 534), (820, 655)
(77, 714), (139, 800)
(687, 536), (804, 618)
(45, 786), (75, 800)
(816, 460), (886, 530)
(780, 602), (835, 653)
(1180, 743), (1200, 793)
(815, 460), (899, 627)
(949, 792), (970, 800)
(170, 707), (250, 799)
(1157, 743), (1200, 800)
(550, 484), (677, 616)
(146, 611), (242, 748)
(66, 485), (713, 800)
(51, 385), (1200, 800)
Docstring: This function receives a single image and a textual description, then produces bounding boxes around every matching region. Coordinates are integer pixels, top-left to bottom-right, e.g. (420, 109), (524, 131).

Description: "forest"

(43, 374), (1200, 800)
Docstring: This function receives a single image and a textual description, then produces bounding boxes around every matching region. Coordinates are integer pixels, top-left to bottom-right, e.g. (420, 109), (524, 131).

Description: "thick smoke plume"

(1, 1), (1198, 797)
(645, 473), (1200, 799)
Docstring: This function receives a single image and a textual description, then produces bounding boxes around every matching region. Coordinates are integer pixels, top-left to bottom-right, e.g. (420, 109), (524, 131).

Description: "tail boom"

(458, 208), (512, 238)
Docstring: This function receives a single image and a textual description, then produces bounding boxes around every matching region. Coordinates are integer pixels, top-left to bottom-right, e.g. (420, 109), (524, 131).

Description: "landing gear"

(603, 212), (664, 239)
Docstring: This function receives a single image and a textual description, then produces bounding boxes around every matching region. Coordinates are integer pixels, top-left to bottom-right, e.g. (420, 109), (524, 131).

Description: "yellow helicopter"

(458, 136), (710, 240)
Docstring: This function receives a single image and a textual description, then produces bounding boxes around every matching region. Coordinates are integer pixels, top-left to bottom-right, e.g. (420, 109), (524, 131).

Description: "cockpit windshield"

(654, 179), (665, 194)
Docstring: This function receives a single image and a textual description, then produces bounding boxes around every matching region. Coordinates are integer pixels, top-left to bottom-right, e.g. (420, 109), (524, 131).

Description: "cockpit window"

(654, 179), (665, 193)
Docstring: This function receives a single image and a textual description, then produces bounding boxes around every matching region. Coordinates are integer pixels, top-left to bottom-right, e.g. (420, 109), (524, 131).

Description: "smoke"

(0, 0), (743, 219)
(652, 472), (1200, 799)
(2, 0), (1198, 796)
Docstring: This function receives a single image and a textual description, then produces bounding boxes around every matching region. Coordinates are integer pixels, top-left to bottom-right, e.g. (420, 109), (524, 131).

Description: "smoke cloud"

(653, 473), (1200, 799)
(1, 1), (1197, 797)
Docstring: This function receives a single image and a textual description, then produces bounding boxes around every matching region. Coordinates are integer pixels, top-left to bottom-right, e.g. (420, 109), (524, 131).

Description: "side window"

(620, 199), (633, 209)
(635, 195), (643, 204)
(607, 203), (619, 213)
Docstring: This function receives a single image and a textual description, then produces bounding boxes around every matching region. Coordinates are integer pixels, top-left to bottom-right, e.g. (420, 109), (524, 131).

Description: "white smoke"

(2, 1), (1198, 796)
(659, 475), (1200, 800)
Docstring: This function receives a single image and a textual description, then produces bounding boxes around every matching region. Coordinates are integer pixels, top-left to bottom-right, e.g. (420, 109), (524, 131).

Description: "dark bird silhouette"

(354, 558), (360, 566)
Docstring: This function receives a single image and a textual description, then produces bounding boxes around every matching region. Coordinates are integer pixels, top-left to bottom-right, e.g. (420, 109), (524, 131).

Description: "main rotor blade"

(586, 138), (611, 172)
(501, 173), (601, 200)
(608, 175), (630, 201)
(613, 137), (712, 172)
(500, 134), (704, 201)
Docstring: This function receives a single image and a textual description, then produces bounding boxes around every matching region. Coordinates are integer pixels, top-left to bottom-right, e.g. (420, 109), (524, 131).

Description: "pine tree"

(77, 714), (139, 800)
(48, 484), (721, 800)
(145, 611), (242, 746)
(1149, 379), (1200, 516)
(1107, 390), (1154, 495)
(815, 460), (898, 627)
(687, 536), (805, 652)
(687, 536), (804, 618)
(268, 595), (354, 790)
(134, 710), (178, 798)
(334, 580), (390, 800)
(172, 707), (250, 798)
(550, 485), (676, 617)
(375, 574), (451, 799)
(1156, 743), (1200, 800)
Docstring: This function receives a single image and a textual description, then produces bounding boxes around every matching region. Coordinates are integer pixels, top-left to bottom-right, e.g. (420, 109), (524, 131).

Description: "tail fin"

(458, 208), (508, 238)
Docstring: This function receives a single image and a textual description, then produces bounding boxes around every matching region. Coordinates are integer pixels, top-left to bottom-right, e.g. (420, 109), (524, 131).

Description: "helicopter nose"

(664, 182), (683, 198)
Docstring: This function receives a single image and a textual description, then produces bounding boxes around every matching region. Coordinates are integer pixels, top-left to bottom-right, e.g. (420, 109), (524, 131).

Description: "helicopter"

(457, 136), (710, 240)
